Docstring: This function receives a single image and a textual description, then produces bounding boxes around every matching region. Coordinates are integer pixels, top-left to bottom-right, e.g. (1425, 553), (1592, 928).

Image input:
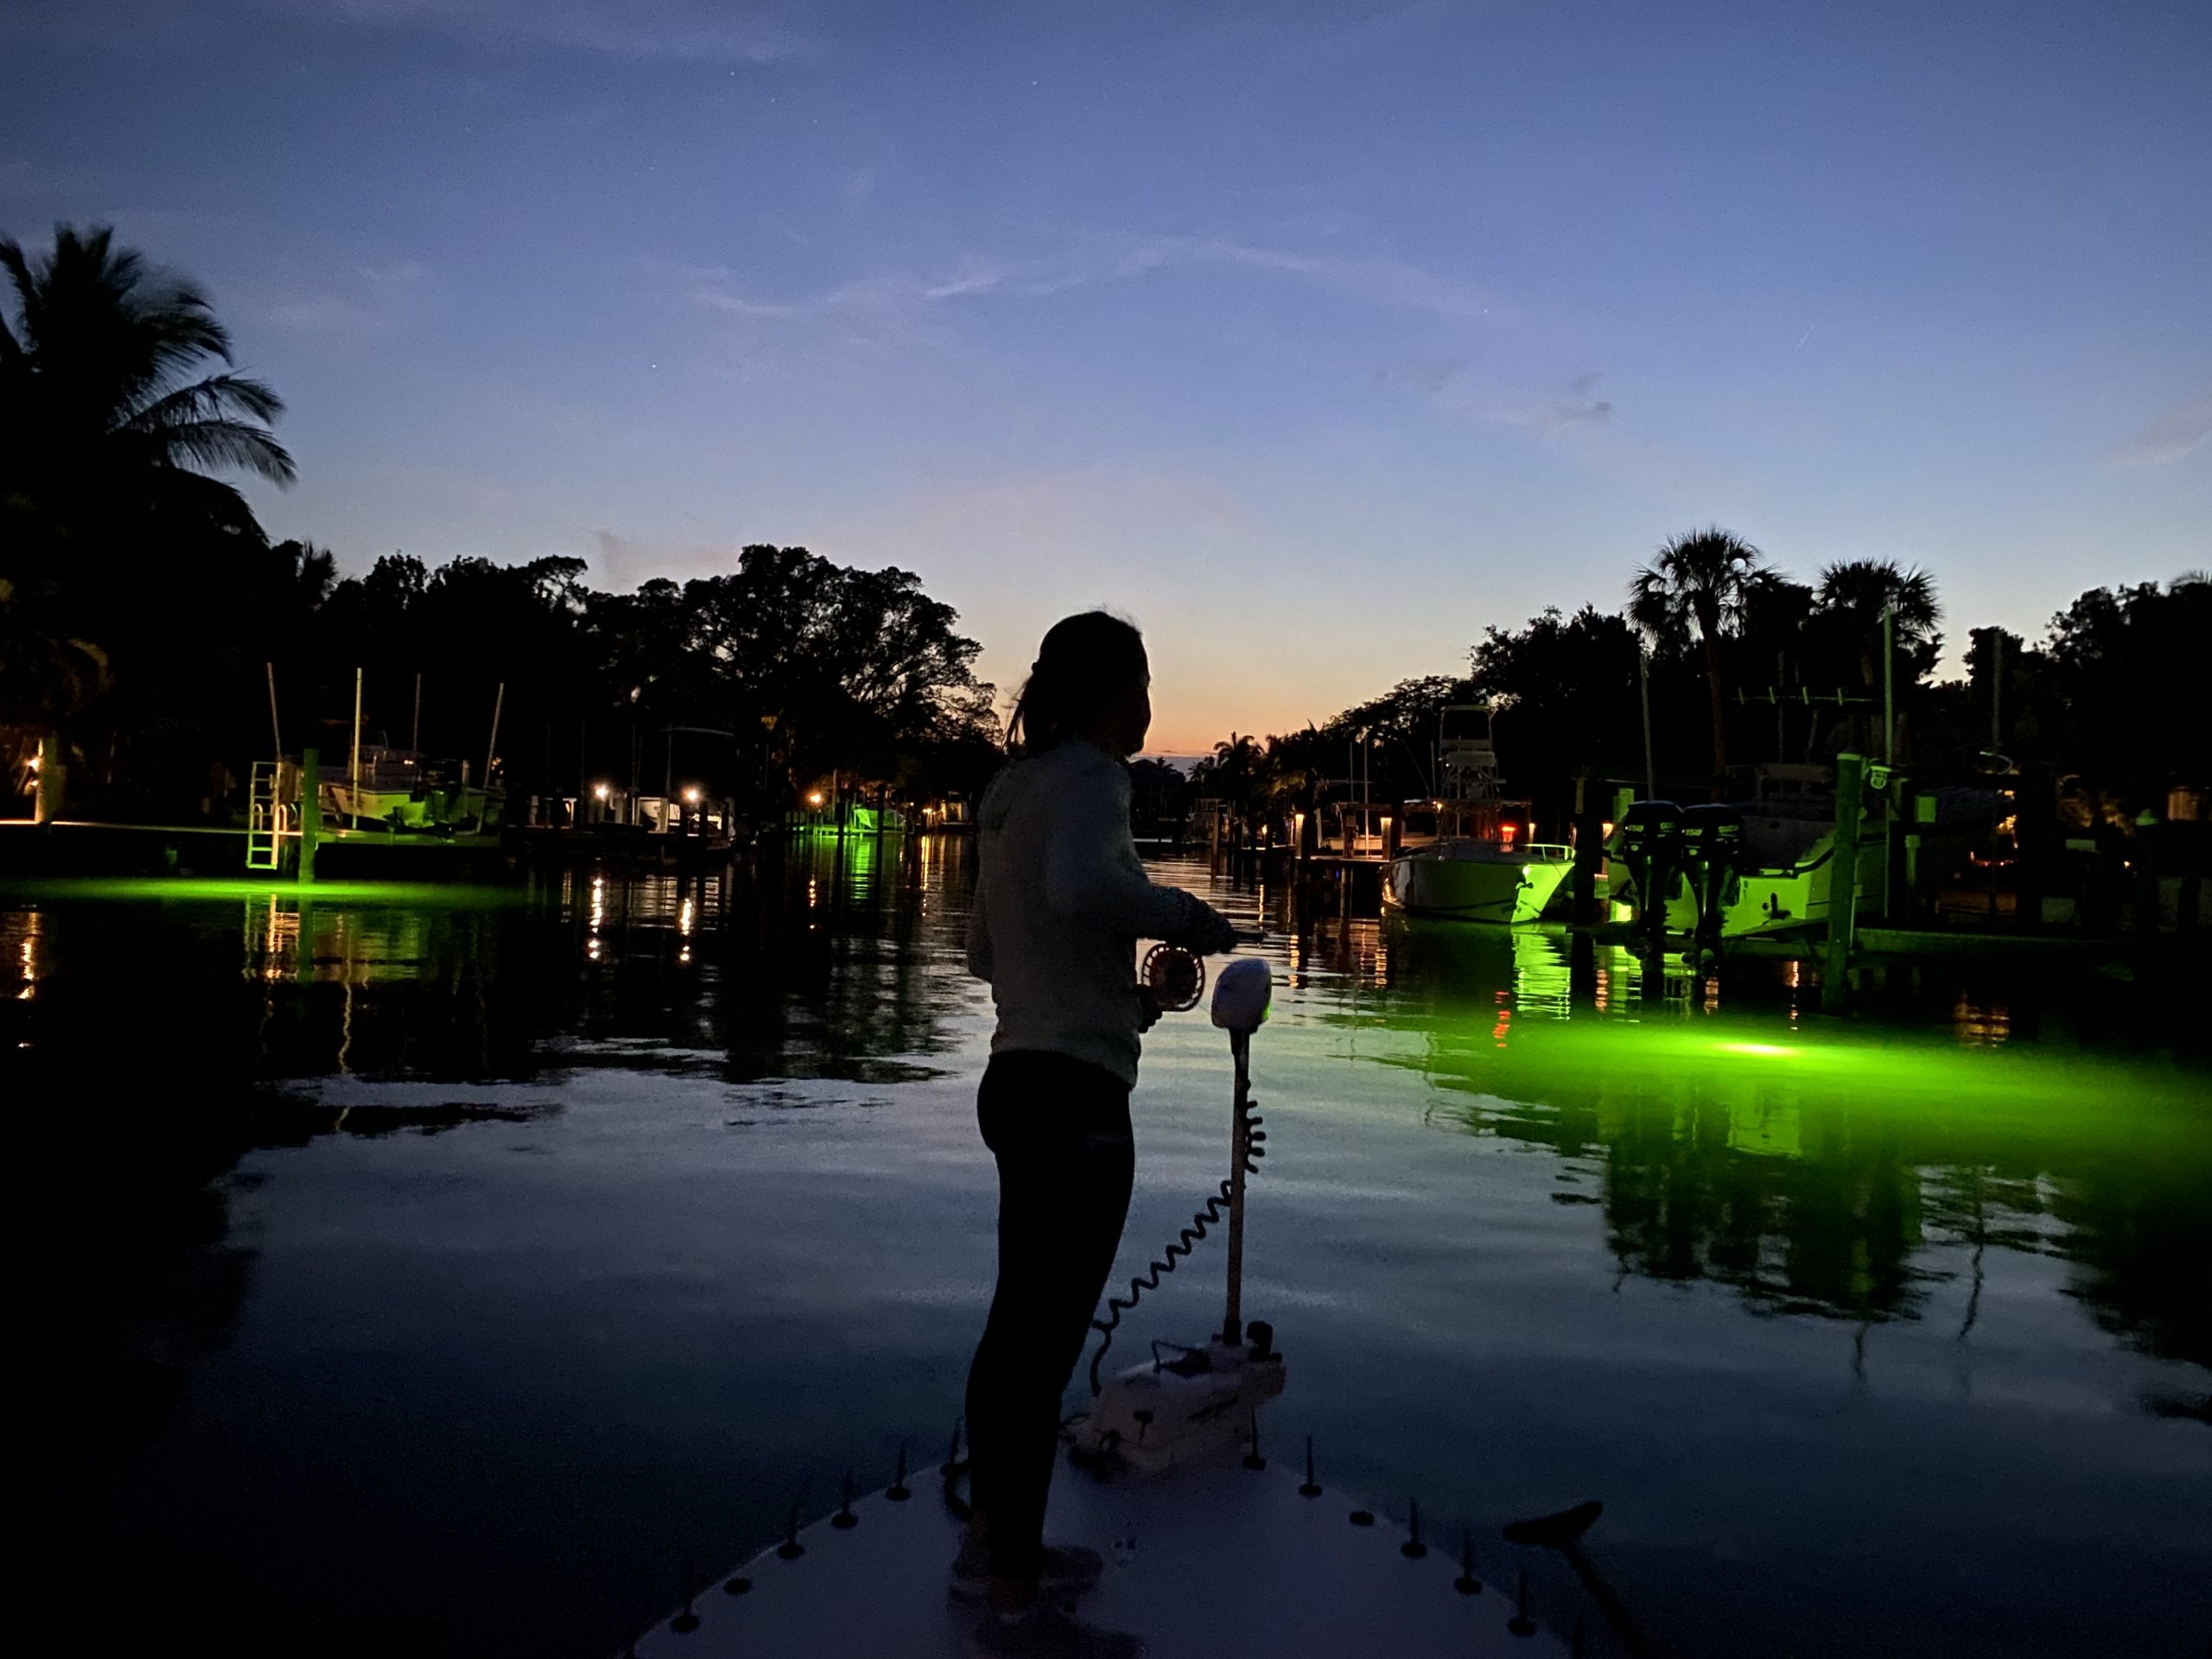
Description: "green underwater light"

(0, 875), (530, 907)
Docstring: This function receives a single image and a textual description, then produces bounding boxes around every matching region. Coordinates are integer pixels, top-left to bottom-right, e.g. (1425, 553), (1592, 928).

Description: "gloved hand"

(1173, 893), (1239, 957)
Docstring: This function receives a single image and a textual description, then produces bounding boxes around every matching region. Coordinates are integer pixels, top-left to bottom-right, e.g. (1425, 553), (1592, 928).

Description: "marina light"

(683, 786), (702, 804)
(593, 782), (611, 802)
(807, 790), (824, 807)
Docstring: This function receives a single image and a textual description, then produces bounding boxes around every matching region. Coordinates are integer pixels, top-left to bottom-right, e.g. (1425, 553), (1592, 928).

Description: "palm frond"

(0, 238), (39, 346)
(1815, 558), (1942, 637)
(1625, 563), (1687, 645)
(121, 372), (286, 433)
(154, 417), (296, 486)
(134, 271), (232, 378)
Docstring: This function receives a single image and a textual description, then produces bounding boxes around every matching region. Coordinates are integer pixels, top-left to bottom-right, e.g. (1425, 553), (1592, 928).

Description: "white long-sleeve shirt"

(966, 739), (1212, 1086)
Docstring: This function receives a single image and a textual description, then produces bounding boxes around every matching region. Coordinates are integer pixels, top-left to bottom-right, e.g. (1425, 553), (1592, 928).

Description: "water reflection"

(10, 906), (41, 1004)
(1380, 957), (2209, 1372)
(6, 845), (2206, 1657)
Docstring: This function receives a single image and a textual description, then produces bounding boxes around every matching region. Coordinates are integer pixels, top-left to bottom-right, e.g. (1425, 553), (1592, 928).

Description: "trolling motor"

(1075, 956), (1285, 1476)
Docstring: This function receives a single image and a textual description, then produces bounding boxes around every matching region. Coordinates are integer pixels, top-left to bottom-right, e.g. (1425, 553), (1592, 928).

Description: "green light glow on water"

(0, 876), (529, 907)
(6, 853), (2207, 1659)
(1397, 992), (2203, 1111)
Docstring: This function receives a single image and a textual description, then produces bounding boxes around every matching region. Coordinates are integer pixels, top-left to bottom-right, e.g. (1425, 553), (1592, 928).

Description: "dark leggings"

(963, 1051), (1135, 1580)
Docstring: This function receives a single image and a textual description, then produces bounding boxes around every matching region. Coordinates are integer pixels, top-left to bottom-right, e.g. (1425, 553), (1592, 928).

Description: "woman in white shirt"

(956, 612), (1236, 1655)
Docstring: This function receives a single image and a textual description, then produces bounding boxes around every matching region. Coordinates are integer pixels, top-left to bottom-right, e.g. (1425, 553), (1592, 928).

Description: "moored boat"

(1605, 765), (1884, 940)
(1382, 705), (1575, 925)
(1389, 836), (1576, 922)
(318, 742), (505, 845)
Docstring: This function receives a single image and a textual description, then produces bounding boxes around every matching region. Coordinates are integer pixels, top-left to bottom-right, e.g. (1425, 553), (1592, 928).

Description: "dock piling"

(298, 748), (319, 885)
(1821, 752), (1865, 1014)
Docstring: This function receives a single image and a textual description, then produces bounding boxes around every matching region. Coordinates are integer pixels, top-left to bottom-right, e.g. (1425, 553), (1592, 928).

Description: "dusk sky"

(3, 1), (2207, 752)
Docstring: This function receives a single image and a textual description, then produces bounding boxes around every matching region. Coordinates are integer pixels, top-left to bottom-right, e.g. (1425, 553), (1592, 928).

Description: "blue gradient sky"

(4, 1), (2207, 749)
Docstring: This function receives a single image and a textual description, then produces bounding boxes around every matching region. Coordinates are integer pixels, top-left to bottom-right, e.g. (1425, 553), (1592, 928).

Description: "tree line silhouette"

(1183, 532), (2208, 839)
(5, 223), (2206, 831)
(2, 225), (997, 823)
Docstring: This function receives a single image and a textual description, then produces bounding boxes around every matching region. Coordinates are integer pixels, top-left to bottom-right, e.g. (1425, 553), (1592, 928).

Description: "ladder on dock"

(246, 760), (288, 871)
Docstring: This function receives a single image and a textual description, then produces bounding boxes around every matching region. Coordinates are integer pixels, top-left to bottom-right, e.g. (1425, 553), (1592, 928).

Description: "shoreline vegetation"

(3, 225), (2207, 849)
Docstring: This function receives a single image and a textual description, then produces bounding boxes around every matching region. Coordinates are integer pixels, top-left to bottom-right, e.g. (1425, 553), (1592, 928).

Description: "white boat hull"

(1386, 847), (1573, 925)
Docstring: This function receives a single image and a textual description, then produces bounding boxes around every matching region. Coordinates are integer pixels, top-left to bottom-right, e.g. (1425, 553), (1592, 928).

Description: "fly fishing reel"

(1141, 942), (1207, 1012)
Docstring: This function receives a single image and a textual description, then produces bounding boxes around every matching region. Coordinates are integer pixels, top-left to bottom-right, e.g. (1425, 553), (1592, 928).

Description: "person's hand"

(1135, 984), (1164, 1032)
(1179, 897), (1239, 957)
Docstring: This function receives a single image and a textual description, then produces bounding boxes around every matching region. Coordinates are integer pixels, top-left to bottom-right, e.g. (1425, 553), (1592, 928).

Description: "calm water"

(10, 842), (2210, 1656)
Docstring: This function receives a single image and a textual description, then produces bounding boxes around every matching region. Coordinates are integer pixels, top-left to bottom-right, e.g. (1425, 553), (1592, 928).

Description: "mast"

(1637, 648), (1656, 799)
(483, 682), (505, 804)
(350, 667), (364, 830)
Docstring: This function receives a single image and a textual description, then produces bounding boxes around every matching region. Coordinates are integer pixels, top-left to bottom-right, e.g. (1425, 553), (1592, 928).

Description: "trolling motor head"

(1210, 957), (1272, 1035)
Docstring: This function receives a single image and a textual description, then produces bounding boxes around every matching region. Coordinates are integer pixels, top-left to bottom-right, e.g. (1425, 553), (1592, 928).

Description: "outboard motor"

(1616, 800), (1684, 955)
(1677, 802), (1746, 968)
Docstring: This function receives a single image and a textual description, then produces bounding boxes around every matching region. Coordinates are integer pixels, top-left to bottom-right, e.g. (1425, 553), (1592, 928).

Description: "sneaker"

(963, 1598), (1147, 1659)
(948, 1541), (1104, 1603)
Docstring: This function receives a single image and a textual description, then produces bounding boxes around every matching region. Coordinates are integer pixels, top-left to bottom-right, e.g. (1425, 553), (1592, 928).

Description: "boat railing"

(1522, 842), (1575, 862)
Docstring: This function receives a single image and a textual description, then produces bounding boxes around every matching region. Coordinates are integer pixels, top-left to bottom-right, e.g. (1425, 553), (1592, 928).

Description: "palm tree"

(2, 224), (292, 817)
(1813, 559), (1942, 692)
(1, 222), (294, 528)
(1627, 526), (1769, 778)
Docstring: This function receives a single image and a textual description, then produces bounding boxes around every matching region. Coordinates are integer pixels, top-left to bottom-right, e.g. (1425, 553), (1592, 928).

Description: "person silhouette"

(955, 612), (1237, 1656)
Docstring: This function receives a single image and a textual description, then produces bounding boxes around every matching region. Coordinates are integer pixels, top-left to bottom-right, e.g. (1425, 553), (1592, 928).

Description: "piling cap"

(1210, 957), (1272, 1033)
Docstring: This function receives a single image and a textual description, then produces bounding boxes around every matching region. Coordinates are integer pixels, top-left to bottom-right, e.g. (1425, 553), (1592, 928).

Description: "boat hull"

(1385, 848), (1573, 924)
(1608, 830), (1887, 938)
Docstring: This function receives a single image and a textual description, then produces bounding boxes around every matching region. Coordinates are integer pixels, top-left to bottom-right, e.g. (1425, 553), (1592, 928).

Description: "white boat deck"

(625, 1451), (1582, 1658)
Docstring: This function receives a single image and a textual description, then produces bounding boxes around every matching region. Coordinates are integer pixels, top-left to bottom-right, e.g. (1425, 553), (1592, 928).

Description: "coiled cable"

(1086, 1101), (1265, 1395)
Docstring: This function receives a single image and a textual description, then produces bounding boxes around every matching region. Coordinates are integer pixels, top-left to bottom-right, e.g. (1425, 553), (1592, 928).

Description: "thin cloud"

(2107, 391), (2212, 469)
(256, 0), (804, 63)
(685, 234), (1511, 330)
(1554, 372), (1613, 426)
(266, 294), (392, 334)
(1400, 370), (1617, 439)
(262, 257), (424, 334)
(1136, 235), (1515, 326)
(3, 0), (803, 60)
(690, 261), (1007, 319)
(1386, 365), (1732, 499)
(1375, 357), (1466, 395)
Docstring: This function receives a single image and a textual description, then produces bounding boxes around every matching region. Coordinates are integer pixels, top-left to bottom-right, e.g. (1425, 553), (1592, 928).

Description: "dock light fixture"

(593, 782), (611, 802)
(807, 790), (824, 807)
(683, 786), (702, 805)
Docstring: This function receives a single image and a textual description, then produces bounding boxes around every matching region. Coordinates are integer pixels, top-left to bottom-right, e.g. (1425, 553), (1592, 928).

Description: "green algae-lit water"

(9, 845), (2209, 1656)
